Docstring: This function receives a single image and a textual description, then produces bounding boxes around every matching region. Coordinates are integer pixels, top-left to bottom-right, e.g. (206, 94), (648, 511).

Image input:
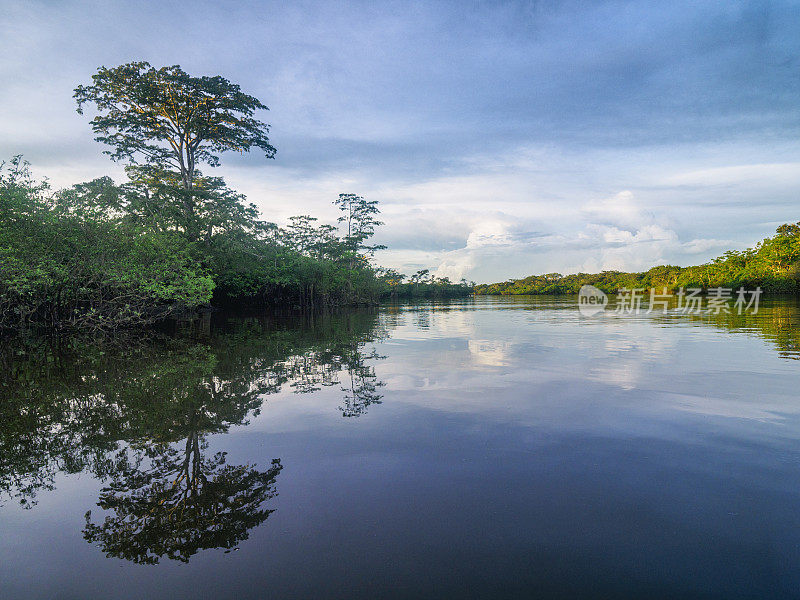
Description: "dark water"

(3, 296), (800, 599)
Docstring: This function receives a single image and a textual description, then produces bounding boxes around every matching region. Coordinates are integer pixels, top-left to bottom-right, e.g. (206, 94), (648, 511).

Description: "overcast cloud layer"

(2, 0), (799, 282)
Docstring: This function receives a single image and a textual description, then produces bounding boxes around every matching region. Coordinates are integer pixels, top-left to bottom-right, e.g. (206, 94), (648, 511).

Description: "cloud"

(663, 162), (800, 188)
(424, 190), (735, 281)
(573, 192), (732, 273)
(581, 191), (653, 231)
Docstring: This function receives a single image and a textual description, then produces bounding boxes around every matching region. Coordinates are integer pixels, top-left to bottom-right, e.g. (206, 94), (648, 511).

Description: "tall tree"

(332, 194), (385, 299)
(74, 62), (276, 240)
(333, 193), (386, 265)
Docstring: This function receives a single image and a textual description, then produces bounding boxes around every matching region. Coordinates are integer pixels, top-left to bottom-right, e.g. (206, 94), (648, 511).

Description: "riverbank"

(0, 157), (471, 333)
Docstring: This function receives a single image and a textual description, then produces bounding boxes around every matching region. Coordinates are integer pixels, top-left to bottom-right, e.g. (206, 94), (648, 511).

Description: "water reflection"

(677, 299), (800, 360)
(4, 297), (800, 579)
(83, 437), (282, 564)
(0, 310), (387, 563)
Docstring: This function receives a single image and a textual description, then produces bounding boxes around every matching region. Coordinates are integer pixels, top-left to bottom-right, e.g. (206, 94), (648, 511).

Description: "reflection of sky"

(360, 298), (799, 427)
(3, 1), (800, 281)
(244, 296), (800, 432)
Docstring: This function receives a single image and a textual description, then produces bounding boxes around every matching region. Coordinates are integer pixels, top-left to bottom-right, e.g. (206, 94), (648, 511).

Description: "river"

(2, 296), (800, 598)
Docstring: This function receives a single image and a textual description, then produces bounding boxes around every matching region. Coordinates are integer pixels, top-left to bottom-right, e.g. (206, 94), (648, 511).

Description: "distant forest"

(475, 223), (800, 296)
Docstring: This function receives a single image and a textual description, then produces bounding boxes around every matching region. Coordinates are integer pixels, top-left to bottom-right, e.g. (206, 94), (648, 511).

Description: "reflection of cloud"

(248, 297), (800, 441)
(383, 373), (439, 392)
(386, 308), (476, 341)
(588, 319), (680, 390)
(468, 339), (511, 367)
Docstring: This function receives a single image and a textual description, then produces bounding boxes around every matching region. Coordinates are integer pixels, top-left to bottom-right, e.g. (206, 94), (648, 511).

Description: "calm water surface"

(3, 296), (800, 599)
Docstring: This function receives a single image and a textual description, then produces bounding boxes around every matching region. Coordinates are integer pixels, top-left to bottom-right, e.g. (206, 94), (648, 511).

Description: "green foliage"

(334, 193), (386, 259)
(381, 268), (474, 299)
(206, 204), (388, 308)
(475, 223), (800, 296)
(75, 62), (276, 247)
(74, 62), (275, 178)
(0, 159), (214, 330)
(67, 63), (403, 314)
(0, 155), (418, 330)
(121, 165), (263, 245)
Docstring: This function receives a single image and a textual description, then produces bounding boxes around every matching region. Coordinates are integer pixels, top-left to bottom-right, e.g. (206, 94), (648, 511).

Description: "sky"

(1, 0), (799, 283)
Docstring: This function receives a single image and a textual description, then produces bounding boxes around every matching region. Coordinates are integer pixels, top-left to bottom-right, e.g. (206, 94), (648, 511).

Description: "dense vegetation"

(475, 223), (800, 296)
(0, 63), (469, 332)
(382, 268), (474, 300)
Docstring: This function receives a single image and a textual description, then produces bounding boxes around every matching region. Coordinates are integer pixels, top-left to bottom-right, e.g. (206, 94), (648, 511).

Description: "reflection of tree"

(84, 433), (282, 564)
(413, 307), (431, 330)
(0, 338), (128, 507)
(340, 346), (385, 418)
(0, 309), (386, 562)
(678, 300), (800, 360)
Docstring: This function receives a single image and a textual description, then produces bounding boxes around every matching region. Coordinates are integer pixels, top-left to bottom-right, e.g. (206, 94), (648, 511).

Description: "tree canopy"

(74, 62), (276, 190)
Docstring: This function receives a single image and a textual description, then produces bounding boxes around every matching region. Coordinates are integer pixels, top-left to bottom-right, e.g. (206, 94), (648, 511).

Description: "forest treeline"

(475, 223), (800, 296)
(0, 63), (470, 331)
